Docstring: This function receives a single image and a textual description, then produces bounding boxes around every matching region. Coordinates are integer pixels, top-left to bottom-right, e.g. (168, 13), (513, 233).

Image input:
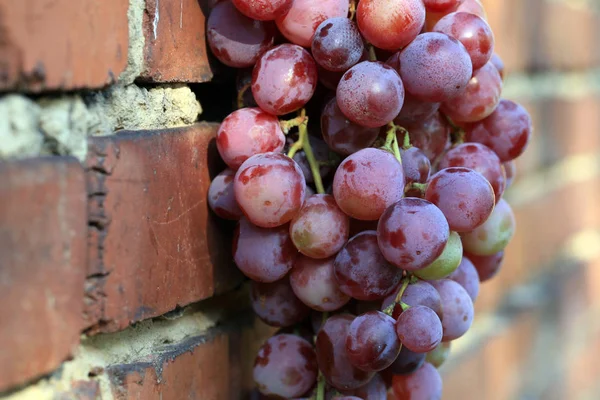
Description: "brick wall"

(0, 0), (598, 399)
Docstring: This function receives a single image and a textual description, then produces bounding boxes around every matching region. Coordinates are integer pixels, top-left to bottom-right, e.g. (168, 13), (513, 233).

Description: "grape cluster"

(206, 0), (532, 398)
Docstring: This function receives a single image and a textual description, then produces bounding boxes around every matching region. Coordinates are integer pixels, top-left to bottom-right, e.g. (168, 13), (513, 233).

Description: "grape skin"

(377, 198), (450, 271)
(316, 314), (376, 391)
(275, 0), (349, 47)
(207, 1), (275, 68)
(404, 112), (451, 163)
(464, 99), (533, 162)
(216, 108), (285, 170)
(346, 311), (401, 371)
(290, 255), (351, 311)
(337, 61), (405, 128)
(333, 148), (405, 221)
(466, 250), (504, 282)
(423, 0), (464, 13)
(503, 160), (517, 188)
(207, 169), (243, 220)
(491, 53), (505, 80)
(234, 152), (306, 228)
(357, 0), (426, 50)
(334, 231), (403, 301)
(253, 334), (317, 397)
(395, 305), (443, 353)
(425, 167), (495, 233)
(339, 373), (387, 399)
(250, 278), (310, 327)
(456, 0), (487, 18)
(312, 18), (365, 72)
(232, 0), (293, 21)
(233, 218), (296, 282)
(382, 280), (443, 320)
(441, 60), (503, 123)
(426, 342), (451, 368)
(400, 147), (431, 185)
(385, 345), (426, 376)
(430, 279), (474, 341)
(252, 44), (318, 115)
(399, 32), (473, 102)
(461, 198), (516, 256)
(413, 231), (463, 280)
(392, 362), (443, 399)
(448, 255), (481, 301)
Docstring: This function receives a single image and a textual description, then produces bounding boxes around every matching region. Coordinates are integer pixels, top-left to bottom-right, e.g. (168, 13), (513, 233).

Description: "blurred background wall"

(442, 1), (600, 399)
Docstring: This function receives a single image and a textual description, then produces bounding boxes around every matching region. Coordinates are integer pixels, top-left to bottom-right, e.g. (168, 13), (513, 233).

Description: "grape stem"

(348, 0), (357, 20)
(236, 82), (252, 109)
(382, 122), (402, 163)
(406, 182), (428, 194)
(444, 114), (466, 146)
(316, 312), (329, 400)
(399, 127), (412, 149)
(383, 277), (411, 316)
(280, 114), (308, 134)
(368, 44), (377, 62)
(286, 109), (326, 194)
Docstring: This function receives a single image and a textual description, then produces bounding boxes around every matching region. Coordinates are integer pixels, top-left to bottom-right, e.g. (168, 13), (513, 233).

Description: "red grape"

(382, 280), (443, 320)
(321, 97), (380, 156)
(448, 256), (480, 301)
(396, 305), (443, 353)
(233, 218), (296, 282)
(290, 194), (350, 258)
(404, 112), (451, 163)
(392, 362), (443, 399)
(377, 198), (450, 271)
(250, 278), (310, 326)
(439, 142), (506, 202)
(426, 342), (451, 368)
(464, 99), (533, 162)
(340, 373), (387, 399)
(312, 18), (365, 72)
(385, 346), (426, 375)
(400, 147), (431, 185)
(232, 0), (293, 20)
(433, 12), (494, 70)
(334, 231), (403, 301)
(207, 1), (275, 68)
(217, 108), (285, 170)
(456, 0), (487, 18)
(208, 169), (243, 220)
(461, 198), (515, 256)
(234, 152), (306, 228)
(441, 61), (503, 123)
(503, 160), (516, 188)
(346, 311), (402, 371)
(318, 65), (346, 90)
(399, 32), (473, 102)
(337, 61), (405, 128)
(292, 136), (334, 184)
(413, 231), (463, 280)
(357, 0), (426, 50)
(290, 255), (351, 311)
(394, 93), (441, 126)
(423, 0), (464, 13)
(252, 44), (318, 115)
(254, 334), (317, 397)
(275, 0), (348, 47)
(491, 53), (505, 80)
(430, 279), (474, 341)
(425, 167), (495, 232)
(466, 250), (504, 282)
(333, 148), (405, 221)
(316, 314), (375, 390)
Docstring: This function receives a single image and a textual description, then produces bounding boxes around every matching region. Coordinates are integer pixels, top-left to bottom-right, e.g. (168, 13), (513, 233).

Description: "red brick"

(141, 0), (214, 83)
(84, 123), (243, 333)
(0, 157), (87, 391)
(55, 381), (101, 400)
(0, 0), (128, 92)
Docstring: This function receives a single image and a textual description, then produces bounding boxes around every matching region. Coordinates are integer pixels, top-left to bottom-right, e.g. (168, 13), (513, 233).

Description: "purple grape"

(233, 218), (296, 282)
(254, 334), (317, 397)
(448, 256), (480, 301)
(491, 53), (505, 80)
(392, 362), (443, 399)
(250, 278), (310, 327)
(395, 93), (441, 126)
(460, 198), (515, 256)
(466, 250), (504, 282)
(333, 148), (405, 221)
(216, 108), (285, 170)
(395, 305), (443, 353)
(403, 112), (451, 163)
(337, 61), (405, 128)
(423, 0), (464, 13)
(207, 1), (275, 68)
(321, 97), (380, 156)
(377, 198), (450, 271)
(430, 279), (474, 341)
(346, 311), (401, 371)
(312, 18), (365, 72)
(399, 32), (473, 102)
(385, 345), (426, 375)
(232, 0), (292, 20)
(433, 11), (494, 70)
(252, 44), (318, 115)
(208, 169), (243, 220)
(382, 280), (443, 320)
(334, 231), (403, 301)
(400, 147), (431, 185)
(234, 153), (306, 228)
(425, 167), (495, 232)
(503, 160), (516, 188)
(316, 314), (375, 391)
(439, 142), (506, 202)
(465, 99), (533, 162)
(339, 373), (387, 399)
(290, 255), (351, 312)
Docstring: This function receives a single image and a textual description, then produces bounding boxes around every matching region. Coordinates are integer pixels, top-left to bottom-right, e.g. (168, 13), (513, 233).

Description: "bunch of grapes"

(206, 0), (532, 398)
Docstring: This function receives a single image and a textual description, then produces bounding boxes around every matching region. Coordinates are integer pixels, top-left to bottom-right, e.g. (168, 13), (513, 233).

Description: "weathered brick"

(0, 157), (87, 391)
(84, 123), (243, 333)
(141, 0), (214, 83)
(0, 0), (128, 92)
